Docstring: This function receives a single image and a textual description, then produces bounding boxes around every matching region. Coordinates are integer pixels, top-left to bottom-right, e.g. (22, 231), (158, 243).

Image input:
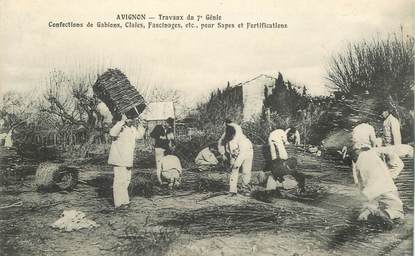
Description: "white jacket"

(218, 123), (253, 168)
(108, 121), (145, 167)
(354, 149), (398, 201)
(195, 147), (219, 166)
(352, 123), (377, 149)
(268, 129), (289, 160)
(269, 129), (289, 145)
(383, 114), (401, 145)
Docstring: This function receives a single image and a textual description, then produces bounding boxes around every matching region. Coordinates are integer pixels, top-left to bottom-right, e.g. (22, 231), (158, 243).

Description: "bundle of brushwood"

(158, 203), (291, 236)
(93, 68), (146, 118)
(35, 162), (79, 191)
(129, 173), (157, 198)
(128, 170), (174, 197)
(128, 169), (269, 195)
(180, 169), (207, 191)
(395, 157), (414, 208)
(252, 144), (270, 171)
(198, 173), (230, 192)
(157, 203), (330, 236)
(198, 171), (269, 192)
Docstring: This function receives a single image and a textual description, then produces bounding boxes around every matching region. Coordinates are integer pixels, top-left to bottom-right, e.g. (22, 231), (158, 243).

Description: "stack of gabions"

(93, 68), (146, 118)
(395, 157), (414, 208)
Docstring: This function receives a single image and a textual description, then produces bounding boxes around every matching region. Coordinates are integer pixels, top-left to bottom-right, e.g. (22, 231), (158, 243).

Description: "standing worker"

(108, 114), (145, 209)
(150, 117), (175, 175)
(219, 123), (253, 196)
(382, 109), (401, 145)
(268, 128), (290, 160)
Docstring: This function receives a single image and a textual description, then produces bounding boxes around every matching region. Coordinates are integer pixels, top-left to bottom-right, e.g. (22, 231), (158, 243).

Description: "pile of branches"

(198, 172), (230, 192)
(157, 203), (340, 237)
(117, 225), (179, 256)
(130, 168), (230, 195)
(129, 174), (158, 198)
(158, 203), (292, 236)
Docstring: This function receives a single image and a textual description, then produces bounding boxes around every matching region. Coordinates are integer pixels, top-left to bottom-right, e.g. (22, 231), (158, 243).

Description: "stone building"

(237, 74), (276, 121)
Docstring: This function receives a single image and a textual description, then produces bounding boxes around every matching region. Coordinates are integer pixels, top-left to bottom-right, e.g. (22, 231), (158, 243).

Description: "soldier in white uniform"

(268, 129), (290, 160)
(382, 110), (401, 145)
(108, 114), (145, 208)
(218, 123), (253, 195)
(351, 122), (404, 222)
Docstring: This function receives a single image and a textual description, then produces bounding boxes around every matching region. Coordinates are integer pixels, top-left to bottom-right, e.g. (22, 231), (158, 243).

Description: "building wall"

(242, 75), (276, 121)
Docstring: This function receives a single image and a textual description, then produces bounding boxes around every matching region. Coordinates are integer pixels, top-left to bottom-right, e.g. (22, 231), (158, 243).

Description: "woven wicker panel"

(252, 144), (271, 171)
(395, 157), (414, 208)
(93, 69), (146, 118)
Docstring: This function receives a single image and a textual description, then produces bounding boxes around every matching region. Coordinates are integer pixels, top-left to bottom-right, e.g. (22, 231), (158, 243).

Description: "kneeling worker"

(351, 123), (404, 222)
(158, 148), (183, 189)
(195, 143), (219, 171)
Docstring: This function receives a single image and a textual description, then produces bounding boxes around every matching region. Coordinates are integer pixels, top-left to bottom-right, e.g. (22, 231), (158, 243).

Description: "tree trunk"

(79, 130), (100, 158)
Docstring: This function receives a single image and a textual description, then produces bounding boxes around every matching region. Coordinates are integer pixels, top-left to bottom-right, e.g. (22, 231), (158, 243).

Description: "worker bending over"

(158, 148), (183, 189)
(268, 128), (290, 160)
(219, 123), (253, 196)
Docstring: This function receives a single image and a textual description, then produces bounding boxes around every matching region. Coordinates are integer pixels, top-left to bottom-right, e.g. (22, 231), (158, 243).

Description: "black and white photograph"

(0, 0), (414, 255)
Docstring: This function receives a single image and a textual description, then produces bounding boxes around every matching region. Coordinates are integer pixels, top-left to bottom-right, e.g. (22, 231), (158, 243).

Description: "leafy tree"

(326, 32), (414, 109)
(326, 31), (414, 142)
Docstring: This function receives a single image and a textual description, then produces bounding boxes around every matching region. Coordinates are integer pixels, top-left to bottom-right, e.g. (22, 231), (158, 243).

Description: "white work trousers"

(364, 191), (404, 220)
(155, 147), (166, 173)
(271, 141), (288, 160)
(113, 166), (131, 208)
(229, 155), (253, 193)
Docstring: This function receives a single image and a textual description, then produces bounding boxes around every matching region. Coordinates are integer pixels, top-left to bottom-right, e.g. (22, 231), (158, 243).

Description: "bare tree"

(0, 91), (37, 130)
(39, 70), (101, 156)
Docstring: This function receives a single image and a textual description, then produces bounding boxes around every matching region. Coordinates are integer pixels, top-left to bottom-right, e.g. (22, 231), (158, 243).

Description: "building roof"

(141, 101), (175, 121)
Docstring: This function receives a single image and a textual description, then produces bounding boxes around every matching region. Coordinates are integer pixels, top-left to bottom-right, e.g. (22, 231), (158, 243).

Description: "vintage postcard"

(0, 0), (413, 255)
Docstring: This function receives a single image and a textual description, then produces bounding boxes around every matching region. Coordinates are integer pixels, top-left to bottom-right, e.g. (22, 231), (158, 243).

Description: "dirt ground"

(0, 146), (413, 256)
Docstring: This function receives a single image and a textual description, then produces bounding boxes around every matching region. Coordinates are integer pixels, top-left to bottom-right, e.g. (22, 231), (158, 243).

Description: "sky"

(0, 0), (413, 101)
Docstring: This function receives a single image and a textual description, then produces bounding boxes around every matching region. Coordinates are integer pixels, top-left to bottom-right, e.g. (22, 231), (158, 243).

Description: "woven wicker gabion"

(93, 68), (146, 119)
(35, 162), (79, 191)
(395, 157), (414, 208)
